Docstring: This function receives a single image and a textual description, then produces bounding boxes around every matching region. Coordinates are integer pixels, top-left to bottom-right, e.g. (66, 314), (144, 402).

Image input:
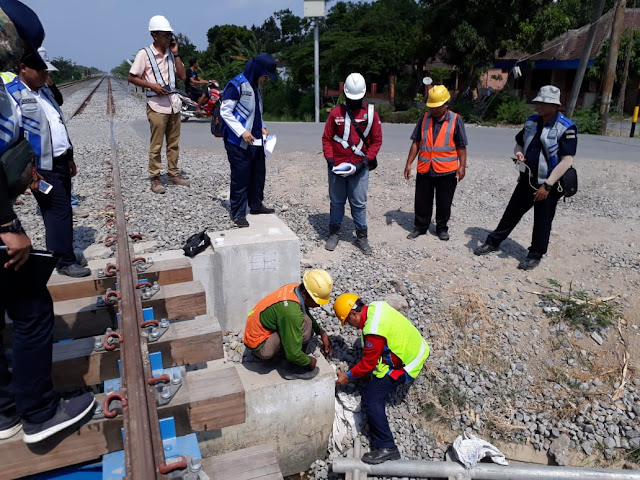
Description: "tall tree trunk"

(600, 0), (627, 135)
(617, 6), (636, 116)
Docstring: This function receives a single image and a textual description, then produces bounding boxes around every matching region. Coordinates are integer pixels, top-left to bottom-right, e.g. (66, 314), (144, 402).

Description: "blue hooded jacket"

(222, 53), (278, 140)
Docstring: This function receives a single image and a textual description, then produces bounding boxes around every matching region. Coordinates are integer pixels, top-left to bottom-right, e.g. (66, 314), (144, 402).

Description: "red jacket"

(322, 103), (382, 166)
(347, 306), (406, 381)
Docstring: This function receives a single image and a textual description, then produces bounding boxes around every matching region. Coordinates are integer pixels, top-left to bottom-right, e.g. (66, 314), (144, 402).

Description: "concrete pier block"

(198, 355), (335, 477)
(144, 215), (300, 335)
(205, 214), (301, 334)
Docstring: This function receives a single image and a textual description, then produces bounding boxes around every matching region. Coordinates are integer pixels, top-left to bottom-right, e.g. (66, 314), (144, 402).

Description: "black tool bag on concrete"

(182, 230), (211, 257)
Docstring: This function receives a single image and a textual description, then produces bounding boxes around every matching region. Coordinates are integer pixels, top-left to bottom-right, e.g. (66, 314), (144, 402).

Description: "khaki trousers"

(252, 315), (313, 361)
(146, 105), (181, 177)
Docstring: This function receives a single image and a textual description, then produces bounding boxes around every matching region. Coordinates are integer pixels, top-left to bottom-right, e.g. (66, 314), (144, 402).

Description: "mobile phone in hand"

(38, 179), (53, 194)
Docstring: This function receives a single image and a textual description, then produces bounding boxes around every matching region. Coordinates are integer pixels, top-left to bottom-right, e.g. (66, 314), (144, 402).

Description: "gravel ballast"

(14, 79), (640, 478)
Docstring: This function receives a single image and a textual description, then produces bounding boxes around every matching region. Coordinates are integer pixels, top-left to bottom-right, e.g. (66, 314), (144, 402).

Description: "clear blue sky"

(22, 0), (315, 71)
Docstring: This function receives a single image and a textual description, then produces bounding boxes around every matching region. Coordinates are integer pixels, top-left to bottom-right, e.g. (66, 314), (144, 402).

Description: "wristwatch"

(543, 182), (552, 191)
(0, 218), (24, 234)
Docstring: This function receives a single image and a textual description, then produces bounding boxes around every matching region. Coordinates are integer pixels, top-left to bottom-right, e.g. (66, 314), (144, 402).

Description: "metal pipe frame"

(333, 458), (640, 480)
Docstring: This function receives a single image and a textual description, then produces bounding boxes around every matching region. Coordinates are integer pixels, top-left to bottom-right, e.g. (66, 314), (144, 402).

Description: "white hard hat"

(37, 47), (58, 72)
(422, 76), (433, 86)
(149, 15), (173, 32)
(344, 73), (366, 100)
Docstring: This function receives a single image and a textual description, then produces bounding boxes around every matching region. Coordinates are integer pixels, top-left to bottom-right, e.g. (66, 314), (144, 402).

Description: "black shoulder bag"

(182, 230), (211, 257)
(344, 105), (378, 171)
(0, 137), (38, 199)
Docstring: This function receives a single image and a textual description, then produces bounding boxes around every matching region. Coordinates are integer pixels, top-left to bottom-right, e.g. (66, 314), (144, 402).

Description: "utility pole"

(600, 0), (627, 135)
(304, 1), (326, 123)
(566, 0), (607, 117)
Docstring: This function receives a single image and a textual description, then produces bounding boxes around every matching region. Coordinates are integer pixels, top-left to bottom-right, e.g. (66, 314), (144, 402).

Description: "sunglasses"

(154, 32), (174, 39)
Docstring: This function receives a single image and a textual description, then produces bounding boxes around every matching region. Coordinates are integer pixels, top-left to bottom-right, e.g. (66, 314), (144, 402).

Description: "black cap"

(0, 0), (47, 71)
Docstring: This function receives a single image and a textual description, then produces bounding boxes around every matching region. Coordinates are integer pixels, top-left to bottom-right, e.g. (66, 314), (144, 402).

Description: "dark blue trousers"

(224, 142), (266, 220)
(361, 374), (406, 449)
(33, 155), (75, 268)
(0, 258), (58, 424)
(487, 176), (561, 258)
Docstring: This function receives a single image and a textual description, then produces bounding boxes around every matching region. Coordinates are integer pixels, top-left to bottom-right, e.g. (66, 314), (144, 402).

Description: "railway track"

(0, 77), (256, 480)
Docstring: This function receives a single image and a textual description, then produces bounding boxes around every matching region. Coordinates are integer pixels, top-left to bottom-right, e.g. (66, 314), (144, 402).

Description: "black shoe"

(281, 366), (319, 380)
(437, 231), (450, 241)
(249, 205), (275, 214)
(0, 409), (22, 440)
(518, 257), (541, 270)
(22, 393), (95, 444)
(325, 234), (340, 251)
(57, 263), (91, 278)
(355, 227), (372, 255)
(407, 230), (426, 240)
(362, 447), (401, 464)
(233, 217), (249, 228)
(473, 242), (499, 256)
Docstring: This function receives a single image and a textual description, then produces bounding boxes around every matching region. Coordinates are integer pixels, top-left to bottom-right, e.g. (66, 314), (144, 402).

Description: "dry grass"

(437, 290), (511, 374)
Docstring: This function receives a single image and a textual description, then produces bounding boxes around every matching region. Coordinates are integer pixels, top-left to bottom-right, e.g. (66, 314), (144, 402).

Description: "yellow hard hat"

(334, 293), (359, 325)
(302, 269), (333, 305)
(426, 85), (451, 108)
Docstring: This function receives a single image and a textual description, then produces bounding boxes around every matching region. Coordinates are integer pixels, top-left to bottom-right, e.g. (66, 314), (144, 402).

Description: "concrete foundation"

(141, 215), (301, 335)
(194, 214), (301, 334)
(197, 355), (335, 477)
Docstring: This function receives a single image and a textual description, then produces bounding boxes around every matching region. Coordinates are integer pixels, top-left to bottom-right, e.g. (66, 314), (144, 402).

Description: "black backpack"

(210, 104), (224, 138)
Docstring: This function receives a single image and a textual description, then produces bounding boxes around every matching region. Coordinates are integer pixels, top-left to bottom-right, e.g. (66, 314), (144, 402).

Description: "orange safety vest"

(417, 111), (459, 174)
(243, 283), (300, 349)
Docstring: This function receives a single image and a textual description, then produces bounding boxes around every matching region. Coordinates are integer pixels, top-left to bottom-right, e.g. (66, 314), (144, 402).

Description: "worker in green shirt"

(243, 269), (333, 377)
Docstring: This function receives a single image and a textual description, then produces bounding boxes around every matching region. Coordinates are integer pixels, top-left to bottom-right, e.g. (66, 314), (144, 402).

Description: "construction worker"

(334, 293), (430, 464)
(322, 73), (382, 255)
(404, 85), (467, 241)
(243, 269), (333, 379)
(474, 85), (577, 270)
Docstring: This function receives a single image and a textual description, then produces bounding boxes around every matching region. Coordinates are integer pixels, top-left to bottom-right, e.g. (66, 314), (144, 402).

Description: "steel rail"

(69, 75), (105, 119)
(106, 77), (165, 479)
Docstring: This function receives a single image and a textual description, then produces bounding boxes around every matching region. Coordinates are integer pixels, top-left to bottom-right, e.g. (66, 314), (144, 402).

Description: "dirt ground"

(265, 137), (640, 426)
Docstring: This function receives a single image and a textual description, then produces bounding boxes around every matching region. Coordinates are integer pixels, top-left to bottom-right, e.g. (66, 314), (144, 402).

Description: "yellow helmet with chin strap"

(426, 85), (451, 108)
(334, 293), (359, 325)
(302, 269), (333, 305)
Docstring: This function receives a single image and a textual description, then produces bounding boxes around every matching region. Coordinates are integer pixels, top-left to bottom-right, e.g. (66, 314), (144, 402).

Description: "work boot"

(57, 263), (91, 278)
(355, 227), (372, 255)
(150, 176), (166, 194)
(168, 175), (190, 187)
(362, 447), (401, 464)
(517, 256), (541, 271)
(325, 226), (340, 251)
(473, 242), (499, 256)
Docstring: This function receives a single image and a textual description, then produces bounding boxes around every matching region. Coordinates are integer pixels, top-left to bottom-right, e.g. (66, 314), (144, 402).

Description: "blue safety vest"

(523, 113), (576, 185)
(6, 77), (70, 171)
(223, 73), (262, 149)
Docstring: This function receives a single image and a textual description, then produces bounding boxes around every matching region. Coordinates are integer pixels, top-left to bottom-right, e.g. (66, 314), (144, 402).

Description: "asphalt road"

(131, 119), (640, 162)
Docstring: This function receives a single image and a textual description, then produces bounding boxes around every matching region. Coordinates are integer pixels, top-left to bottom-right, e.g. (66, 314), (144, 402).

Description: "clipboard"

(0, 248), (58, 287)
